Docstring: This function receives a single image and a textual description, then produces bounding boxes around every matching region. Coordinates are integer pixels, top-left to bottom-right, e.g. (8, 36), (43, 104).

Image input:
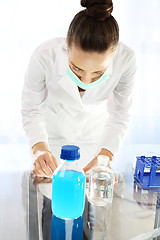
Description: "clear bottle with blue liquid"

(52, 145), (86, 219)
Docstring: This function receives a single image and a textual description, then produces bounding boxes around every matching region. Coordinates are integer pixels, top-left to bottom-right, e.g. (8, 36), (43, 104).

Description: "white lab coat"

(21, 37), (136, 157)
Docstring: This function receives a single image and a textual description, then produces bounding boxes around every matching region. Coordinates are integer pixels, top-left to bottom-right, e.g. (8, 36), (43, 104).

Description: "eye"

(73, 66), (81, 72)
(92, 76), (101, 82)
(94, 72), (103, 78)
(95, 71), (105, 76)
(92, 72), (104, 82)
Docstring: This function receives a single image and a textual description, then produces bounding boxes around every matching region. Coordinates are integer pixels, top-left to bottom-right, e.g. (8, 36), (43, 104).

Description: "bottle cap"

(98, 155), (110, 166)
(60, 145), (80, 161)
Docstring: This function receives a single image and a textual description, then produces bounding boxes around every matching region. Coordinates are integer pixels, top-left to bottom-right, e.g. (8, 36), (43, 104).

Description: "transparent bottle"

(88, 155), (115, 206)
(52, 145), (86, 219)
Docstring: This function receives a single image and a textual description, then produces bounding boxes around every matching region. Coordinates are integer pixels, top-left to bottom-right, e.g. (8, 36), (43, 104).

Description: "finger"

(44, 153), (57, 172)
(115, 177), (118, 184)
(39, 160), (53, 177)
(108, 161), (111, 168)
(83, 158), (98, 173)
(33, 168), (43, 177)
(41, 178), (52, 183)
(32, 171), (44, 185)
(113, 177), (118, 189)
(83, 164), (94, 173)
(52, 155), (58, 168)
(83, 165), (96, 173)
(34, 161), (48, 177)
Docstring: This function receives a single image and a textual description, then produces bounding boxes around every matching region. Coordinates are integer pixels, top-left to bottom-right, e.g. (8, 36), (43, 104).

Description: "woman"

(21, 0), (136, 178)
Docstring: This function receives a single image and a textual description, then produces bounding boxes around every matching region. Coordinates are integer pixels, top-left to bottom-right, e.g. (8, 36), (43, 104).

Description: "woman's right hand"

(32, 142), (58, 178)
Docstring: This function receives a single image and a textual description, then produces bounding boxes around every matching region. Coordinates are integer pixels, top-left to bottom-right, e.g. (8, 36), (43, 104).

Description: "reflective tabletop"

(1, 143), (160, 240)
(23, 169), (160, 240)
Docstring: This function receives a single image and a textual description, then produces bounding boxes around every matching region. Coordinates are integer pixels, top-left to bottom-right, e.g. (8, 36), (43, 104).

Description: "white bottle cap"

(98, 155), (110, 166)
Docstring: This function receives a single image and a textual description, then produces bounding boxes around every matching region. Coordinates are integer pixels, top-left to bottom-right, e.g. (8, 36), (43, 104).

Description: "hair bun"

(81, 0), (113, 21)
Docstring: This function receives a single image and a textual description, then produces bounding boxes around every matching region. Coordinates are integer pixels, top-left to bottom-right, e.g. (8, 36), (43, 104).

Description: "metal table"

(24, 169), (160, 240)
(1, 143), (160, 240)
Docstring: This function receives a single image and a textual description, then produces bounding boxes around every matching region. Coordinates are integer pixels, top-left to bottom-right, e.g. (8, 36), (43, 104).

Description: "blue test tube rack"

(134, 156), (160, 189)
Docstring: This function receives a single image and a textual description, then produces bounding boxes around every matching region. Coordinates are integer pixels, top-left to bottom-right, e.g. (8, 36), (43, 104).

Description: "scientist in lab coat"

(21, 0), (136, 178)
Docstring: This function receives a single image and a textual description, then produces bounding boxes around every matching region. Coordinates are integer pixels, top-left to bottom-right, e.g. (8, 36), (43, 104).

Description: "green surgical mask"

(66, 66), (109, 90)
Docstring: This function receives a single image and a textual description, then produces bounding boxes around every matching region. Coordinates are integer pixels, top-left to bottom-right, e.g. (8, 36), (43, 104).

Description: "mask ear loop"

(66, 47), (69, 54)
(64, 37), (69, 53)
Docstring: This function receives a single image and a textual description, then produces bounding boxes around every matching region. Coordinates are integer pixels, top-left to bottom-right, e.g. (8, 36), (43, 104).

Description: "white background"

(0, 0), (160, 145)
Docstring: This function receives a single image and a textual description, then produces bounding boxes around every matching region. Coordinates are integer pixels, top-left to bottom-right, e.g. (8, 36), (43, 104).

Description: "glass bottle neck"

(58, 160), (84, 174)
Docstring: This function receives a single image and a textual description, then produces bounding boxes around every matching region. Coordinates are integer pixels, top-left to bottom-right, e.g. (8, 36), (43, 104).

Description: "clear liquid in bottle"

(88, 155), (114, 206)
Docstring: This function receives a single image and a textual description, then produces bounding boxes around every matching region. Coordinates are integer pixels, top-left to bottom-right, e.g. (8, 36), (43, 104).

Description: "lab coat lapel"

(54, 40), (85, 108)
(54, 40), (68, 76)
(58, 73), (85, 108)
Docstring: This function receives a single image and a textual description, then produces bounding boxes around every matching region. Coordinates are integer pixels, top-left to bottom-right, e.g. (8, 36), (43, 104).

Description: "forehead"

(68, 44), (115, 72)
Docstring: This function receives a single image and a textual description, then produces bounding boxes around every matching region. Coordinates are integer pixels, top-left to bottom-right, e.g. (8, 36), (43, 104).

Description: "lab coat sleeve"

(21, 52), (49, 150)
(99, 52), (137, 156)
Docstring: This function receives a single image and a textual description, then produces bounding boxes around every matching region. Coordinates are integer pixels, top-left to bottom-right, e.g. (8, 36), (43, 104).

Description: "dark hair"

(67, 0), (119, 53)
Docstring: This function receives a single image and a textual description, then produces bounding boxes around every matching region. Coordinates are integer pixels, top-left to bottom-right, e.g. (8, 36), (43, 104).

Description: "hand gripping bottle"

(88, 155), (115, 206)
(52, 145), (86, 219)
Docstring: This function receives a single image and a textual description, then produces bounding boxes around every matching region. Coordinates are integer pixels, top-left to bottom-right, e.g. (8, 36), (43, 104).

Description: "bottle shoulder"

(54, 160), (85, 175)
(91, 165), (114, 174)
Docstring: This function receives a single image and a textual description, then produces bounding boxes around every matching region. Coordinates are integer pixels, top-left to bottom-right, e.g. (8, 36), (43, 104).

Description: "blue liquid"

(51, 215), (83, 240)
(52, 170), (86, 219)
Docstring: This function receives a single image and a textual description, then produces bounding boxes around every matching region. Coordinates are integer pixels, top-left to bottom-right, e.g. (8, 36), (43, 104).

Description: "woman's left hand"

(83, 148), (118, 184)
(83, 148), (112, 173)
(83, 156), (99, 173)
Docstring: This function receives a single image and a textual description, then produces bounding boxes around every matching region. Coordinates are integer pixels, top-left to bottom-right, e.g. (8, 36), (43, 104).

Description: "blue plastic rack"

(134, 156), (160, 189)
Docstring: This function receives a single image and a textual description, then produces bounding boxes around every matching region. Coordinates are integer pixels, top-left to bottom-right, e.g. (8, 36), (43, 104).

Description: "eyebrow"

(70, 61), (106, 74)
